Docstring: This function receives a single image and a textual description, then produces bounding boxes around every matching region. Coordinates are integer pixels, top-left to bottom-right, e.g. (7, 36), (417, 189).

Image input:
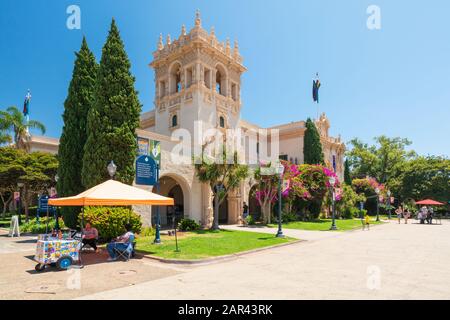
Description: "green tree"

(334, 184), (366, 218)
(396, 156), (450, 204)
(0, 106), (45, 151)
(303, 118), (324, 165)
(58, 37), (98, 228)
(0, 117), (12, 145)
(347, 136), (416, 186)
(0, 147), (25, 216)
(195, 145), (249, 230)
(82, 19), (141, 188)
(18, 152), (58, 222)
(344, 158), (352, 185)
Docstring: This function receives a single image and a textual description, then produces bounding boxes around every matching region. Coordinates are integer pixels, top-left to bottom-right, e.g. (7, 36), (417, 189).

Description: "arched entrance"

(152, 175), (188, 227)
(248, 184), (261, 221)
(219, 195), (228, 224)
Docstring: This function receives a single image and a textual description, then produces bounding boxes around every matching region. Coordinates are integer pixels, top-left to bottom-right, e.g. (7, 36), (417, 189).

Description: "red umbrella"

(415, 199), (444, 205)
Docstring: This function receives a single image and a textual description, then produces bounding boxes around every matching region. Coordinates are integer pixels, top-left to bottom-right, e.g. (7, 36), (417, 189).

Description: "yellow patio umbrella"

(48, 179), (174, 231)
(48, 179), (173, 206)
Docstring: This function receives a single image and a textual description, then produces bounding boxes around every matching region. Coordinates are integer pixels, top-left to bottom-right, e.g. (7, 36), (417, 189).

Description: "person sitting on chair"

(82, 223), (99, 252)
(106, 224), (134, 261)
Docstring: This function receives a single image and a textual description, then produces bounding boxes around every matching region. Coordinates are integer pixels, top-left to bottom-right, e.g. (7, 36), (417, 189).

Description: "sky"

(1, 0), (449, 157)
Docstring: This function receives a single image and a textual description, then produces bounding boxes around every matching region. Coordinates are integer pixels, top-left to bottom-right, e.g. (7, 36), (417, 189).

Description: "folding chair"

(113, 235), (135, 261)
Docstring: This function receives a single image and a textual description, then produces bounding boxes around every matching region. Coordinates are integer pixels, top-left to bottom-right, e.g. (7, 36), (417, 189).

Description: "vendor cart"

(34, 235), (82, 272)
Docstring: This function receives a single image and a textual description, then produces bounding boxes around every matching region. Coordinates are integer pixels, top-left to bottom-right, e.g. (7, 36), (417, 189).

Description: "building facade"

(29, 12), (345, 227)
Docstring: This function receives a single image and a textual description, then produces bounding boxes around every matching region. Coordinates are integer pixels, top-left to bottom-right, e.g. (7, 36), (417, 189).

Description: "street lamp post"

(54, 174), (59, 230)
(386, 190), (391, 220)
(17, 182), (24, 225)
(375, 187), (380, 222)
(329, 176), (337, 230)
(107, 161), (117, 180)
(275, 163), (285, 238)
(154, 164), (162, 244)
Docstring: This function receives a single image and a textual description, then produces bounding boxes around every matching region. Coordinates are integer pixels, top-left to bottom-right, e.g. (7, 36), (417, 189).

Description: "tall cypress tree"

(303, 118), (324, 165)
(82, 19), (142, 188)
(57, 37), (98, 228)
(344, 158), (352, 185)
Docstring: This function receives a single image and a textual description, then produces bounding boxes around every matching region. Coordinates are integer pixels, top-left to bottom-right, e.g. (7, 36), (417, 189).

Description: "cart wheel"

(56, 256), (73, 270)
(35, 263), (45, 272)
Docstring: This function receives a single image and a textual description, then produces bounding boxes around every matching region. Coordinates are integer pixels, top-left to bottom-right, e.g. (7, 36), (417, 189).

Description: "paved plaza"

(80, 220), (450, 300)
(1, 220), (450, 300)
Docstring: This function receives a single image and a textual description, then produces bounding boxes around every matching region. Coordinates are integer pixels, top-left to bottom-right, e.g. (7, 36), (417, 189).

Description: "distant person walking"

(427, 207), (434, 224)
(363, 214), (370, 231)
(395, 206), (403, 224)
(242, 201), (249, 226)
(404, 208), (410, 224)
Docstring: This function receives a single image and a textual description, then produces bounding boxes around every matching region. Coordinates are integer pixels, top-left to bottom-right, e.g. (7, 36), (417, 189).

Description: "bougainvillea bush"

(351, 177), (385, 215)
(253, 161), (341, 221)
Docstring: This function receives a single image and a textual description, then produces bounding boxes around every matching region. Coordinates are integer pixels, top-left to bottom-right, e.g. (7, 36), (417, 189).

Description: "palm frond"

(27, 120), (46, 134)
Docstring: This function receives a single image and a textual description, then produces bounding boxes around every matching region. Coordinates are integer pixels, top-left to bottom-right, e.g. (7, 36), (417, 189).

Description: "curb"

(137, 239), (304, 265)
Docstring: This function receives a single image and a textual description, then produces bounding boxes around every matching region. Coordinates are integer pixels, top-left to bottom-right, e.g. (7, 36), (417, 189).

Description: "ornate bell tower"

(150, 11), (247, 138)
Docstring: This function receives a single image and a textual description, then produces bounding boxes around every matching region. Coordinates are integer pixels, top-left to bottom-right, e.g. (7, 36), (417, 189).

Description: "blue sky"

(1, 0), (449, 157)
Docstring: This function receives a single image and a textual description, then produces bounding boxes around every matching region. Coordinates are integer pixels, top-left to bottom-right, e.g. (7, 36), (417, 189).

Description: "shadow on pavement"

(24, 248), (145, 274)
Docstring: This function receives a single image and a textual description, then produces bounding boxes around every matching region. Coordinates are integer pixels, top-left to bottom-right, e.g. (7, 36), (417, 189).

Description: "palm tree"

(0, 116), (12, 145)
(0, 106), (46, 151)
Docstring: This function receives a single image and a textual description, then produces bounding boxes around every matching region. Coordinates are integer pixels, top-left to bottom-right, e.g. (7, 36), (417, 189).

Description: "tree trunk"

(261, 202), (271, 224)
(2, 194), (13, 218)
(211, 193), (220, 230)
(23, 186), (30, 223)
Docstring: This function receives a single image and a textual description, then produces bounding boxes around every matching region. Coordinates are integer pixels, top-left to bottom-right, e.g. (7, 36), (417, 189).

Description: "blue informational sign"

(136, 155), (158, 186)
(37, 195), (55, 222)
(39, 196), (49, 211)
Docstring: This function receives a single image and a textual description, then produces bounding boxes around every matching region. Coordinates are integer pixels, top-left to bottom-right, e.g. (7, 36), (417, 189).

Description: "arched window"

(219, 116), (225, 128)
(171, 114), (178, 127)
(216, 70), (222, 94)
(215, 64), (227, 96)
(169, 63), (182, 94)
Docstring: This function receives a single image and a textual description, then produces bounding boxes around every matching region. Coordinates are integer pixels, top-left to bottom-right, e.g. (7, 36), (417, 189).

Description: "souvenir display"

(34, 237), (81, 265)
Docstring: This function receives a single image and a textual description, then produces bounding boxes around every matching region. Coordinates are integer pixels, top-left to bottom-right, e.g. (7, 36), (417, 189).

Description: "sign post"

(135, 138), (161, 244)
(15, 192), (21, 225)
(8, 216), (20, 237)
(154, 164), (161, 244)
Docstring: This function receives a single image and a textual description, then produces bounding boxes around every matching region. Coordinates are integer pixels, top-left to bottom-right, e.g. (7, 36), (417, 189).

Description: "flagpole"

(24, 90), (31, 134)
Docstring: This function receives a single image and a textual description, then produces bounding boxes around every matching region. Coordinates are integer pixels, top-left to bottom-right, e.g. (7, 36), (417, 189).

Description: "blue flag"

(23, 91), (31, 116)
(312, 78), (321, 103)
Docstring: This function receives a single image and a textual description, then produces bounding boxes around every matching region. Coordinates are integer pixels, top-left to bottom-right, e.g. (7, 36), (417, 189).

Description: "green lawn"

(136, 229), (295, 260)
(268, 218), (383, 232)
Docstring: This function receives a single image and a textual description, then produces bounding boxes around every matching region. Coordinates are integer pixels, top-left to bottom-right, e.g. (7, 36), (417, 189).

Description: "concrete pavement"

(77, 220), (450, 300)
(0, 229), (181, 300)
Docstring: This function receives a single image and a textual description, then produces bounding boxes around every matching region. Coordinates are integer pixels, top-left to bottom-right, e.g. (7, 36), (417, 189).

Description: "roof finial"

(195, 9), (201, 27)
(210, 26), (215, 37)
(166, 34), (171, 45)
(157, 33), (163, 50)
(233, 39), (239, 57)
(226, 38), (231, 55)
(181, 24), (186, 36)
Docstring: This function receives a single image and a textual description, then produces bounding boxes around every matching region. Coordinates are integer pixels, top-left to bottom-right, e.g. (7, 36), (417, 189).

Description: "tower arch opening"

(169, 62), (182, 94)
(215, 64), (228, 96)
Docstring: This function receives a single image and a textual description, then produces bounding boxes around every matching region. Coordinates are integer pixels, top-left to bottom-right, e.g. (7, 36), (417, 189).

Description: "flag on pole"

(23, 90), (31, 116)
(312, 73), (321, 103)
